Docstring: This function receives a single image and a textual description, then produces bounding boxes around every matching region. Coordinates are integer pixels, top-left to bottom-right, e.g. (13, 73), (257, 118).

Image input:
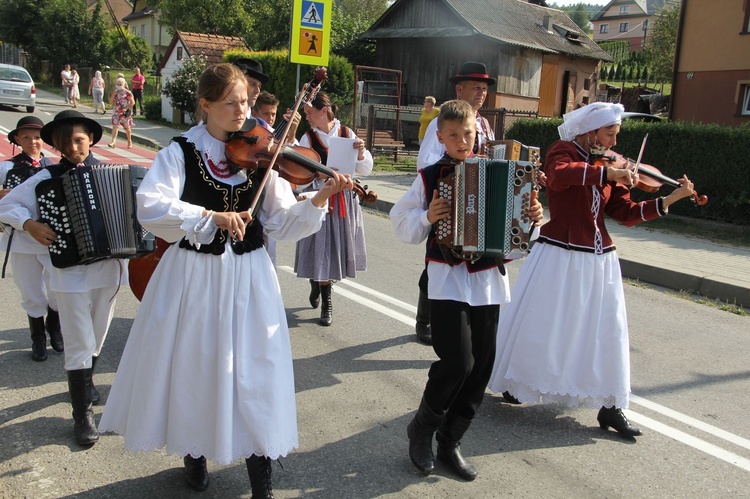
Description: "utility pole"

(642, 19), (649, 50)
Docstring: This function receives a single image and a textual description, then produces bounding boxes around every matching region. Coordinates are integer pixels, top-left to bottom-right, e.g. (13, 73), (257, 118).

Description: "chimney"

(543, 15), (552, 32)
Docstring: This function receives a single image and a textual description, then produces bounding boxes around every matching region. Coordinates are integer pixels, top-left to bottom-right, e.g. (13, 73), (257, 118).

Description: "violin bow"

(632, 133), (648, 175)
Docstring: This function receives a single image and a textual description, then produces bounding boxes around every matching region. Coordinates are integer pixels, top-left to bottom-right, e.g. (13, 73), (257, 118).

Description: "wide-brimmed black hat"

(40, 110), (103, 147)
(233, 58), (270, 84)
(8, 116), (44, 146)
(449, 61), (496, 86)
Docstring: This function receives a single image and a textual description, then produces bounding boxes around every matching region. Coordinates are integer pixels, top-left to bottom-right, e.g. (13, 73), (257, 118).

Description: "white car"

(0, 63), (36, 113)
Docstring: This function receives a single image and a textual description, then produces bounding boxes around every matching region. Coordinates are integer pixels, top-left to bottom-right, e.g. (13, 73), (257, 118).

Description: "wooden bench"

(357, 129), (406, 160)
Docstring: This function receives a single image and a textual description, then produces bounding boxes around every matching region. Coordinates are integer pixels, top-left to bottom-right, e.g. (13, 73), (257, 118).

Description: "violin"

(592, 149), (708, 206)
(225, 66), (376, 205)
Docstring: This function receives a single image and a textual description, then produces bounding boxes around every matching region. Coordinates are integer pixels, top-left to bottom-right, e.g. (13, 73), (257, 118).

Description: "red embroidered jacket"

(539, 140), (666, 254)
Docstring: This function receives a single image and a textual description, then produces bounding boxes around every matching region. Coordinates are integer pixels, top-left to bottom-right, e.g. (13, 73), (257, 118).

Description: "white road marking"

(279, 264), (750, 472)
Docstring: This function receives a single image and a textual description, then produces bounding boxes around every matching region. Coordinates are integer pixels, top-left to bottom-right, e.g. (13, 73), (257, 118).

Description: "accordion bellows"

(36, 164), (156, 268)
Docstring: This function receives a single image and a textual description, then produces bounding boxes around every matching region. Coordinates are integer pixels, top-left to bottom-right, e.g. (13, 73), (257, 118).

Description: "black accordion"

(35, 164), (156, 268)
(4, 165), (39, 189)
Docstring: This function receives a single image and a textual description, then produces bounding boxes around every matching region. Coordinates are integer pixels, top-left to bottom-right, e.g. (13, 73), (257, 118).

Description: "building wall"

(672, 0), (750, 126)
(160, 40), (185, 124)
(129, 18), (172, 64)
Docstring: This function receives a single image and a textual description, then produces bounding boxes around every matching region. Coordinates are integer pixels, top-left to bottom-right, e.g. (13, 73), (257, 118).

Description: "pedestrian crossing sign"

(290, 0), (331, 66)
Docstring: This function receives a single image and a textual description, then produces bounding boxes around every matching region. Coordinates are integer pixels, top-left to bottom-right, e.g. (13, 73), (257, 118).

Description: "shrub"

(506, 118), (750, 226)
(143, 95), (162, 121)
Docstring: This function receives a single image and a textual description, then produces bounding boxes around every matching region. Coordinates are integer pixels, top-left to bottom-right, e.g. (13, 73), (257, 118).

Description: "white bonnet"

(557, 102), (625, 141)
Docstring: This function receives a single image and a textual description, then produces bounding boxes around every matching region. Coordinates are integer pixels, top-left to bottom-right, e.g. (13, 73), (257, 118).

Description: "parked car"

(621, 112), (663, 122)
(0, 63), (36, 113)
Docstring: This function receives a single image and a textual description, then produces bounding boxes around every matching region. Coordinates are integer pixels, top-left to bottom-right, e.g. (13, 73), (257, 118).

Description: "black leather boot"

(89, 356), (101, 405)
(406, 397), (444, 474)
(415, 290), (432, 345)
(66, 369), (99, 446)
(246, 454), (274, 498)
(184, 455), (209, 491)
(28, 315), (47, 361)
(309, 280), (321, 309)
(436, 415), (478, 481)
(597, 406), (643, 438)
(502, 391), (521, 404)
(319, 283), (332, 326)
(46, 306), (64, 352)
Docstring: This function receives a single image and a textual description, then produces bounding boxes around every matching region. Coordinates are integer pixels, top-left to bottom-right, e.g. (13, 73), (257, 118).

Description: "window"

(140, 25), (145, 38)
(176, 47), (183, 61)
(620, 22), (629, 32)
(744, 0), (750, 33)
(600, 24), (609, 34)
(741, 85), (750, 115)
(583, 78), (591, 91)
(620, 6), (629, 14)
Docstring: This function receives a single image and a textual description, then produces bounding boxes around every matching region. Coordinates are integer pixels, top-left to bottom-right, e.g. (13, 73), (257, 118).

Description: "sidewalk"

(49, 90), (750, 309)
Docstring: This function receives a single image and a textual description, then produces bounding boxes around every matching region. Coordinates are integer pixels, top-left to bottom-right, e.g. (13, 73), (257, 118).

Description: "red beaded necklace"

(206, 157), (233, 179)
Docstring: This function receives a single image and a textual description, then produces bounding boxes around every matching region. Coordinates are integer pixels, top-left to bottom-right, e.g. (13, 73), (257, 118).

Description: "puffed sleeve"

(390, 173), (432, 245)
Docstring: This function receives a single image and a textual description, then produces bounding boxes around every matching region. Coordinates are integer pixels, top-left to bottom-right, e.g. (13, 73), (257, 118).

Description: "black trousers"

(132, 89), (143, 113)
(422, 299), (500, 421)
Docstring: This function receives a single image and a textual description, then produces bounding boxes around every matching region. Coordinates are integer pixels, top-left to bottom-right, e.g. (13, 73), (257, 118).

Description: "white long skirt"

(99, 244), (298, 464)
(487, 243), (631, 409)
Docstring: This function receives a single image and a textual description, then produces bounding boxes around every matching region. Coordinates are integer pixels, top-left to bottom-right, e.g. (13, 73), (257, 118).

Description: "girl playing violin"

(487, 102), (695, 440)
(99, 63), (352, 496)
(293, 92), (373, 326)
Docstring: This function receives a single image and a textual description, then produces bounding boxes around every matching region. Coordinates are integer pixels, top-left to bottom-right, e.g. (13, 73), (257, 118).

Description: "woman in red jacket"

(487, 102), (695, 439)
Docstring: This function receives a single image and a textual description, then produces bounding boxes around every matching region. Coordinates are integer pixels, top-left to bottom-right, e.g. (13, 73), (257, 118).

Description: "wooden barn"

(361, 0), (613, 117)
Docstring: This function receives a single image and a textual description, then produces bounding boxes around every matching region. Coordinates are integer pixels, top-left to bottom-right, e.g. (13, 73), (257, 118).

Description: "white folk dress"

(99, 125), (328, 464)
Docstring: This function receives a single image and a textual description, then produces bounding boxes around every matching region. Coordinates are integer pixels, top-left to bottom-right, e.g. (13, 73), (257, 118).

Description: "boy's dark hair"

(51, 122), (93, 158)
(253, 91), (279, 112)
(437, 99), (474, 131)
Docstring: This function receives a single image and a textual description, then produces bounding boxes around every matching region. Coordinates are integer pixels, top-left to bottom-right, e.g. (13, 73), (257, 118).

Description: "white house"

(159, 31), (248, 123)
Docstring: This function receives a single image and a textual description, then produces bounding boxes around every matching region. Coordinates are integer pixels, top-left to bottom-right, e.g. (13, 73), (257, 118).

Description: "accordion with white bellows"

(35, 164), (155, 268)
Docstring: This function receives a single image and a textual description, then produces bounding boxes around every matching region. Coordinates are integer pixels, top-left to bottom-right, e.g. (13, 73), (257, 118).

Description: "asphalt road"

(1, 209), (750, 498)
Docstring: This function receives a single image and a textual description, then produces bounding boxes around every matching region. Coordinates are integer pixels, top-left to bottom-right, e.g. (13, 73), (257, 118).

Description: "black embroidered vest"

(421, 154), (499, 272)
(3, 153), (49, 189)
(173, 137), (265, 255)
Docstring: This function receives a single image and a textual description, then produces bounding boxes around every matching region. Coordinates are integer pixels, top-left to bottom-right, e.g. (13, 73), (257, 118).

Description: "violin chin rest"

(240, 117), (258, 132)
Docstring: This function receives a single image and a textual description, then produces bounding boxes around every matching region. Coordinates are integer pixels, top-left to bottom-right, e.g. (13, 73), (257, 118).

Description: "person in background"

(0, 116), (62, 362)
(69, 69), (80, 108)
(487, 102), (696, 440)
(252, 90), (279, 127)
(61, 65), (72, 104)
(390, 100), (543, 481)
(294, 91), (373, 327)
(98, 63), (353, 496)
(88, 70), (106, 115)
(418, 96), (439, 145)
(130, 67), (146, 116)
(0, 110), (121, 447)
(108, 78), (135, 149)
(412, 61), (497, 346)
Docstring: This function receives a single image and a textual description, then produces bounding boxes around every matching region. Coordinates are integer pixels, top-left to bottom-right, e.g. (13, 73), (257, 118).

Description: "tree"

(644, 3), (681, 84)
(162, 55), (208, 122)
(567, 3), (593, 35)
(154, 0), (253, 39)
(103, 28), (155, 71)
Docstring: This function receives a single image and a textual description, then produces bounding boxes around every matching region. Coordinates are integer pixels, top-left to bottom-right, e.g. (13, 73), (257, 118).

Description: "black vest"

(173, 137), (265, 255)
(305, 125), (350, 164)
(44, 154), (98, 178)
(421, 154), (499, 272)
(3, 153), (50, 189)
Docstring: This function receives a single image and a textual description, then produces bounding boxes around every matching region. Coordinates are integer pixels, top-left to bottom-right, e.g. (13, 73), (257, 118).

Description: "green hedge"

(223, 49), (354, 124)
(506, 118), (750, 226)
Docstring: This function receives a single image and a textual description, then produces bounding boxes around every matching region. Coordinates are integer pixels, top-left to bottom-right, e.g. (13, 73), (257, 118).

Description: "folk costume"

(0, 110), (121, 446)
(1, 116), (61, 361)
(390, 154), (511, 480)
(293, 120), (372, 325)
(99, 124), (329, 465)
(487, 102), (667, 437)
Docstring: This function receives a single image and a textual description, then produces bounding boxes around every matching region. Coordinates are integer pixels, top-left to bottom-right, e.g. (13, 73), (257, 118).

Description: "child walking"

(0, 110), (123, 446)
(390, 100), (542, 481)
(98, 63), (352, 495)
(0, 116), (62, 361)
